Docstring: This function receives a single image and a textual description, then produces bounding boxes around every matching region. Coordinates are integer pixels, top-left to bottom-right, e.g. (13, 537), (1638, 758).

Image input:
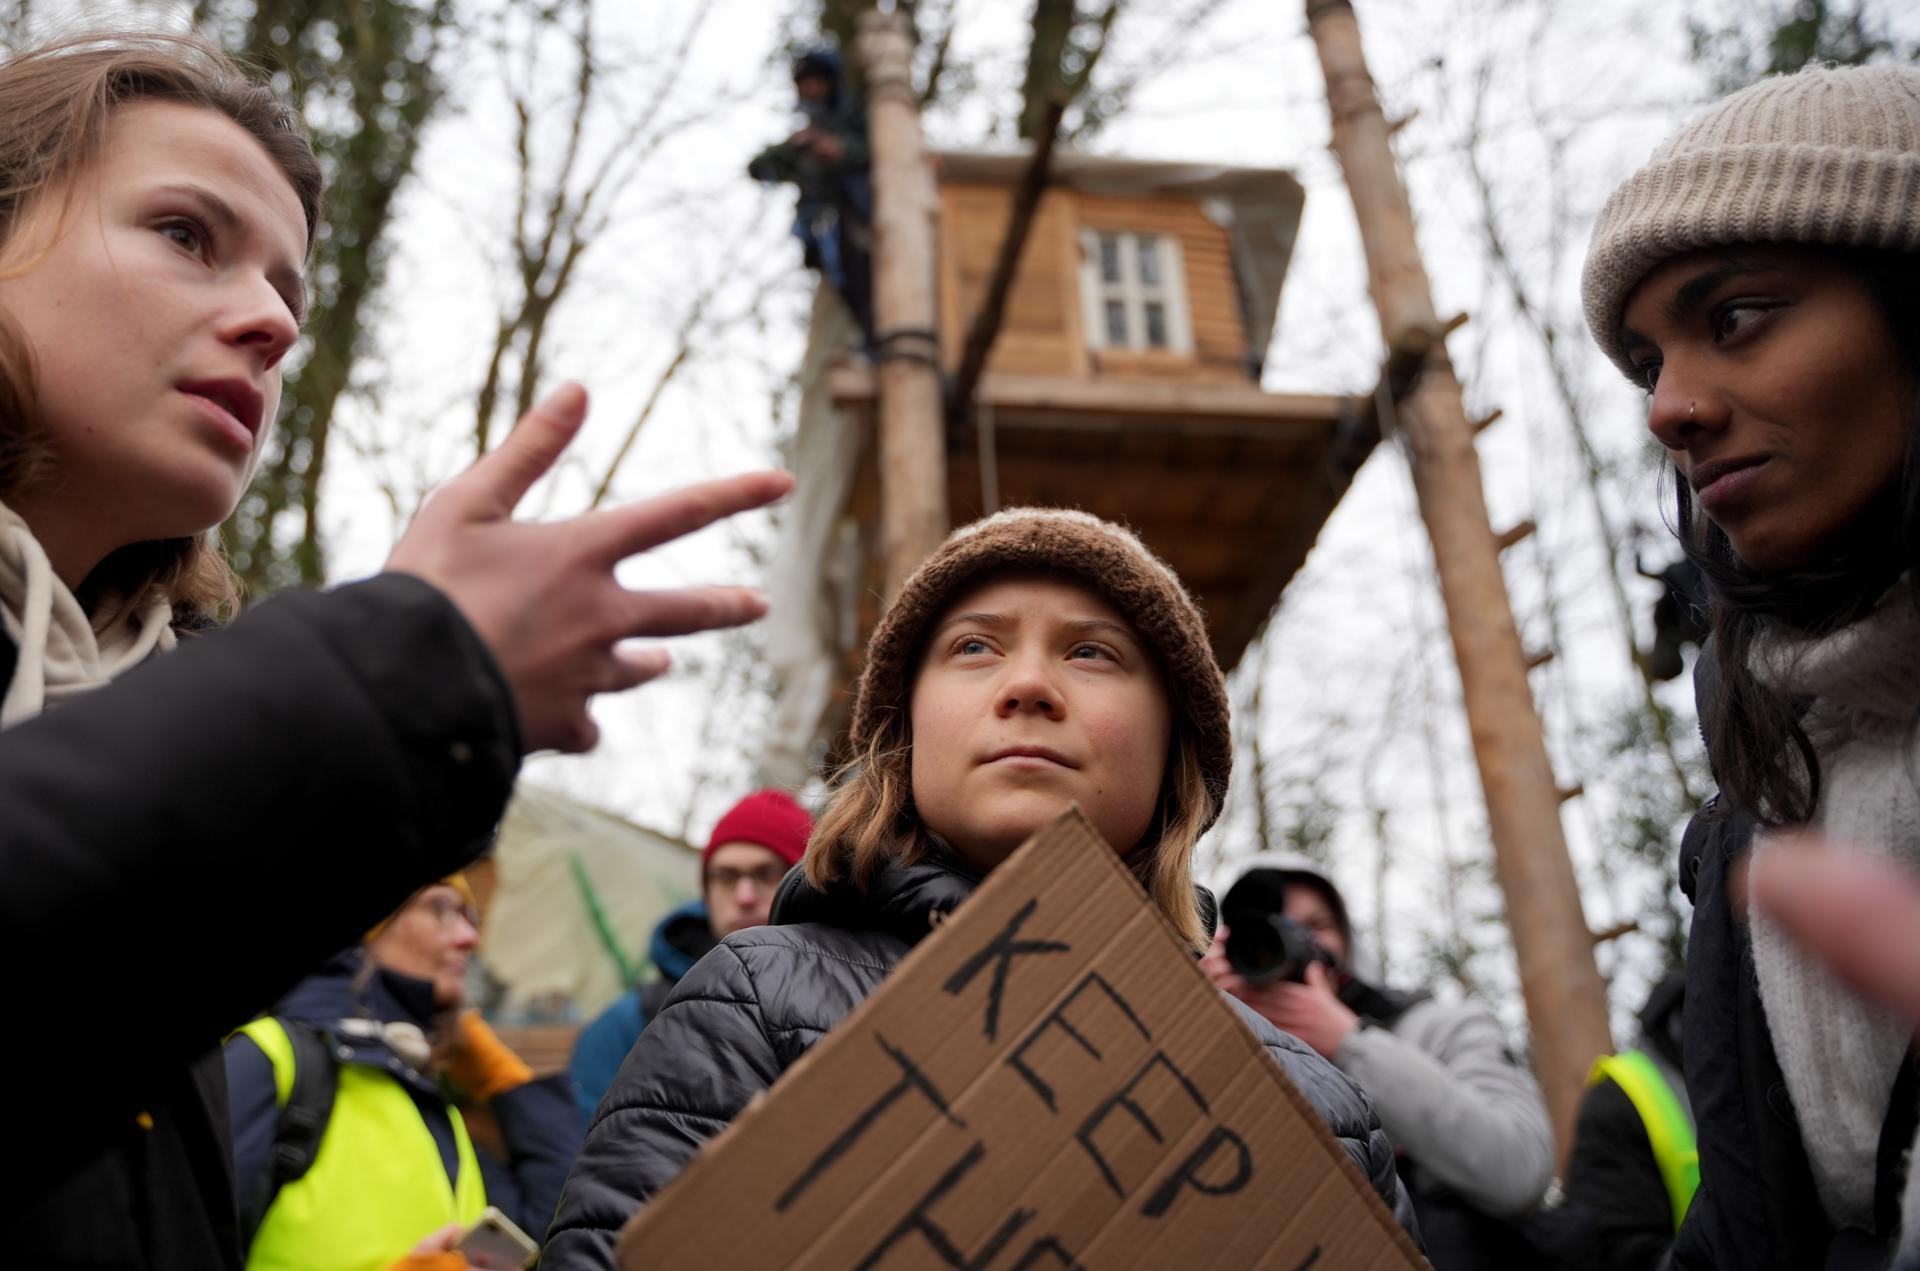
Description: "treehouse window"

(1079, 230), (1192, 355)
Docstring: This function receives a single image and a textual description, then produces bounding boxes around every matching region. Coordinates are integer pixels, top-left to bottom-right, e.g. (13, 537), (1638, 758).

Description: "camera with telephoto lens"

(1219, 869), (1339, 985)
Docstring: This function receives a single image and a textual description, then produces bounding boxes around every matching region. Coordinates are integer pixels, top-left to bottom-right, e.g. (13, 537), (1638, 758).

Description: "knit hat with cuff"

(849, 508), (1232, 829)
(1582, 62), (1920, 379)
(703, 788), (813, 880)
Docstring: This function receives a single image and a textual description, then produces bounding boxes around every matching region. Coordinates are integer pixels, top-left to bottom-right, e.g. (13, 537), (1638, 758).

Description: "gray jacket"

(1334, 996), (1556, 1217)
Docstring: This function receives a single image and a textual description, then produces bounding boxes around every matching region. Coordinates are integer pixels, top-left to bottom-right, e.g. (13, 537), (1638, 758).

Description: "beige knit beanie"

(1583, 62), (1920, 378)
(849, 508), (1232, 829)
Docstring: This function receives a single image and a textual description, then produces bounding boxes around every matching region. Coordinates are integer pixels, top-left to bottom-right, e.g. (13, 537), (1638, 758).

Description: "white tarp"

(757, 286), (866, 788)
(478, 784), (700, 1021)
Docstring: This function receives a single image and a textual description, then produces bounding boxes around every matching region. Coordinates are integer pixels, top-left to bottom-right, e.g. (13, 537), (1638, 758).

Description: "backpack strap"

(235, 1018), (341, 1245)
(272, 1021), (340, 1187)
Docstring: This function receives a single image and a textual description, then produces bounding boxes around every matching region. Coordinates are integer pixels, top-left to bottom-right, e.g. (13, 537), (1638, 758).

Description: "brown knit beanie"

(1583, 62), (1920, 379)
(849, 508), (1232, 829)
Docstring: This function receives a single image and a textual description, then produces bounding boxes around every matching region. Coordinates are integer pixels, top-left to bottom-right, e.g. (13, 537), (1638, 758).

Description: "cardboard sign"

(619, 808), (1426, 1270)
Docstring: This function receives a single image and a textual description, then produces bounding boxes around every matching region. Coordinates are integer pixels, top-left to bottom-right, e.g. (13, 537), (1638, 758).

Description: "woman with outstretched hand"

(0, 31), (787, 1267)
(1581, 62), (1920, 1271)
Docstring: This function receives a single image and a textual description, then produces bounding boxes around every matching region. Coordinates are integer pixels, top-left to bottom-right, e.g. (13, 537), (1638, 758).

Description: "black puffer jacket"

(543, 852), (1420, 1267)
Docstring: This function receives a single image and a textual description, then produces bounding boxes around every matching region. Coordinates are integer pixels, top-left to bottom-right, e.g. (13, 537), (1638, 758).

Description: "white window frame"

(1077, 229), (1193, 356)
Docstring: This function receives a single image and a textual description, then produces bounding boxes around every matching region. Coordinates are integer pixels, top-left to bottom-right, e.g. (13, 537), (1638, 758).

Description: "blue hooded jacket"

(567, 900), (714, 1125)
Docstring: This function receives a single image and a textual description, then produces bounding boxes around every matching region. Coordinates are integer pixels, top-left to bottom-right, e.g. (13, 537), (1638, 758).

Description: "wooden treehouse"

(760, 148), (1382, 782)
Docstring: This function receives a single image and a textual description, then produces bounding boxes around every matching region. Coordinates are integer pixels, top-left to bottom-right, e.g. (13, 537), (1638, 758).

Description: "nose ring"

(1689, 401), (1697, 422)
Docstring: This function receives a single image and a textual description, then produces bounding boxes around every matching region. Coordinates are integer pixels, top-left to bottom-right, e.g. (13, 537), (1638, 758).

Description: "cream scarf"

(0, 500), (177, 727)
(1749, 575), (1920, 1235)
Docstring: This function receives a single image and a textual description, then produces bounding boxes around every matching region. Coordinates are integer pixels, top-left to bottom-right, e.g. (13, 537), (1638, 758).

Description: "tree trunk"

(220, 0), (453, 595)
(858, 9), (949, 599)
(1302, 0), (1612, 1162)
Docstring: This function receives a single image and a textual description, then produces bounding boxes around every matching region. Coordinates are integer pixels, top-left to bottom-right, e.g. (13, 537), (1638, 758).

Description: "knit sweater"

(1750, 575), (1920, 1233)
(0, 500), (176, 725)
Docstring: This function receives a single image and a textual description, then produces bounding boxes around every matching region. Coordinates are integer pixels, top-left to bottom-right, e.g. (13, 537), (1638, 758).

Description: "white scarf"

(1749, 575), (1920, 1233)
(0, 500), (177, 728)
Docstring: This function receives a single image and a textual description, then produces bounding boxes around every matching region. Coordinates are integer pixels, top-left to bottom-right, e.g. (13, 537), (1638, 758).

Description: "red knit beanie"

(703, 789), (813, 879)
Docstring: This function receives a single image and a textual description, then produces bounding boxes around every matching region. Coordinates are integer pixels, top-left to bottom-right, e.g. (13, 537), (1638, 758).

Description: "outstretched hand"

(1750, 834), (1920, 1027)
(385, 382), (793, 753)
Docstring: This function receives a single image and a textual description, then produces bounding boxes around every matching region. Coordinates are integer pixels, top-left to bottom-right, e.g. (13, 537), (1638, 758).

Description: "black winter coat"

(543, 852), (1421, 1268)
(1670, 798), (1919, 1271)
(1670, 656), (1918, 1271)
(0, 575), (521, 1268)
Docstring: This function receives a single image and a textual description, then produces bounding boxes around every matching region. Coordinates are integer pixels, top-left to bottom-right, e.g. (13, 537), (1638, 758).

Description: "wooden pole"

(858, 8), (949, 599)
(1303, 0), (1612, 1159)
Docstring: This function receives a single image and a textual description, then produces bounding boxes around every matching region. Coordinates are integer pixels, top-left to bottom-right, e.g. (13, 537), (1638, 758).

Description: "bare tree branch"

(471, 1), (726, 456)
(1452, 52), (1701, 808)
(1065, 0), (1233, 142)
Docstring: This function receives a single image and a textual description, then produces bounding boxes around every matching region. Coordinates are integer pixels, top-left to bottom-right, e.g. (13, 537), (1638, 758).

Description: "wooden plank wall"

(1078, 192), (1247, 383)
(937, 180), (1250, 385)
(938, 181), (1085, 378)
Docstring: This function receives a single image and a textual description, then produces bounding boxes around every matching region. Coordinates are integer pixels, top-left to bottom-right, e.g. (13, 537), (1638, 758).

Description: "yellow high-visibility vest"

(1589, 1049), (1700, 1233)
(237, 1017), (487, 1271)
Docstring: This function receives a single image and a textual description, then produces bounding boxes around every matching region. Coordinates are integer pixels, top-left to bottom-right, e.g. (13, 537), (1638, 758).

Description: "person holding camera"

(1205, 858), (1554, 1269)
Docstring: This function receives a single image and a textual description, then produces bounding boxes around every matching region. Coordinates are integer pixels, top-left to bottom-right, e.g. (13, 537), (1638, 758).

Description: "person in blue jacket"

(568, 789), (813, 1122)
(748, 48), (873, 345)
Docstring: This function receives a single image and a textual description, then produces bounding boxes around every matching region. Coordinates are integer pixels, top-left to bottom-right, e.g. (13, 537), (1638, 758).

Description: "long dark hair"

(1677, 247), (1920, 826)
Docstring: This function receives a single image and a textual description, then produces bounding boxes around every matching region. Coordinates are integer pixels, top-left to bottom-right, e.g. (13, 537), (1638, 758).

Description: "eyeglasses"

(709, 863), (790, 892)
(420, 895), (479, 931)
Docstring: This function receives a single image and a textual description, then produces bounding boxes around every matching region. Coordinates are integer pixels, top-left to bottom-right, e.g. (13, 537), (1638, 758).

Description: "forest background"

(7, 0), (1918, 1039)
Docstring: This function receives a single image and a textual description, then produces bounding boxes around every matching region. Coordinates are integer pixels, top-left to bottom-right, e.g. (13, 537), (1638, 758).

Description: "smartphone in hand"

(454, 1207), (539, 1270)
